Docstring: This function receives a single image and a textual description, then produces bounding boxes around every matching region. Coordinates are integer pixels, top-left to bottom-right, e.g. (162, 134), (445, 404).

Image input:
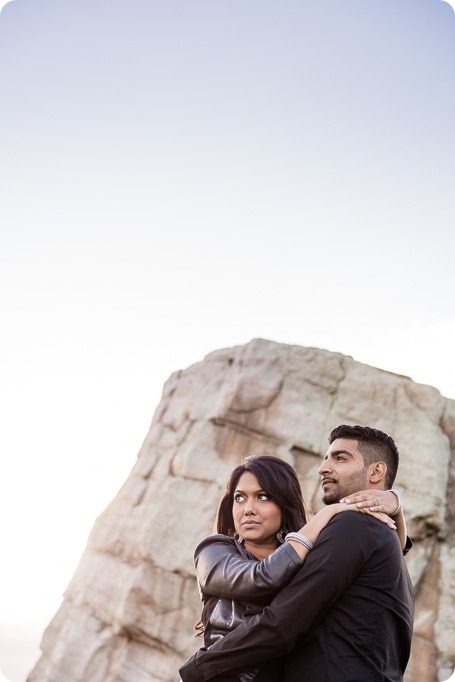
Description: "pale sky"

(1, 1), (454, 680)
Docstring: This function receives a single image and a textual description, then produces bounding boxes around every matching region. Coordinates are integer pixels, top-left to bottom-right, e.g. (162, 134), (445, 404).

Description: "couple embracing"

(179, 424), (415, 682)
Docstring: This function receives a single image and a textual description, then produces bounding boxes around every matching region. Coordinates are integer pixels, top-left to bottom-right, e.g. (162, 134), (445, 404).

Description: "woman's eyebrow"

(233, 488), (265, 494)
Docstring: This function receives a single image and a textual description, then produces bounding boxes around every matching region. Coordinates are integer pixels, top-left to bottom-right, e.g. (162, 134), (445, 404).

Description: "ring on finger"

(376, 497), (380, 506)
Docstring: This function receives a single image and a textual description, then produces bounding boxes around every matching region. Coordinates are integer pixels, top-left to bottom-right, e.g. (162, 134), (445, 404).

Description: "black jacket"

(195, 534), (303, 682)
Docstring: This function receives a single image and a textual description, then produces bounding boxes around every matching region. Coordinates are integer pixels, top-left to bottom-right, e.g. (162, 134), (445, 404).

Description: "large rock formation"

(28, 339), (455, 682)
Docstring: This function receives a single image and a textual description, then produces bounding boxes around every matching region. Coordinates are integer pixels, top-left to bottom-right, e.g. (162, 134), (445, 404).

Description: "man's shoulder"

(329, 510), (374, 524)
(313, 511), (402, 565)
(324, 510), (396, 542)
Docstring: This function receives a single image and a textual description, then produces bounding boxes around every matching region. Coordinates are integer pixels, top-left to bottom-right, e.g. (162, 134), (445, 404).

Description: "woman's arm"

(286, 502), (396, 559)
(195, 535), (303, 601)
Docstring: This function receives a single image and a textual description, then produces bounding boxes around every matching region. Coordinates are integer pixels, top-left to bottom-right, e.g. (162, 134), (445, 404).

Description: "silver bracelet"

(285, 532), (314, 551)
(388, 489), (403, 517)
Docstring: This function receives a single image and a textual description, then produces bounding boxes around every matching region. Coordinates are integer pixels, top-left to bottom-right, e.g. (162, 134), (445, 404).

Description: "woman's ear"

(368, 461), (387, 484)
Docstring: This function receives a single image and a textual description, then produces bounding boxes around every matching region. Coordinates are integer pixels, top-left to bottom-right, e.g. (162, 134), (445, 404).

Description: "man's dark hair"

(328, 424), (399, 489)
(216, 455), (307, 536)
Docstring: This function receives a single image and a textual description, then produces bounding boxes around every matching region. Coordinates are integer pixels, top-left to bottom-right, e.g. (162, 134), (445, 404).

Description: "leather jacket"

(194, 534), (303, 682)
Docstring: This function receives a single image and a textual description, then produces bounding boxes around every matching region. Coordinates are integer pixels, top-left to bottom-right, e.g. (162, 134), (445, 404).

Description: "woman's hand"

(339, 489), (400, 515)
(339, 489), (407, 550)
(326, 502), (397, 529)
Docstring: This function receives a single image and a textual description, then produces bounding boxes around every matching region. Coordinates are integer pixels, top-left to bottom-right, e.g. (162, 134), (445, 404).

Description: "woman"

(192, 455), (406, 682)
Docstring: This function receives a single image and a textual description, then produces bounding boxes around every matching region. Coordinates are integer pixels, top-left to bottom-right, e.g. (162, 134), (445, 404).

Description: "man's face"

(318, 438), (369, 504)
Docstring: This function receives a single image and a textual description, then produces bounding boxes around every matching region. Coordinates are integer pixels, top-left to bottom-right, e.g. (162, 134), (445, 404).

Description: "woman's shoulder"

(195, 533), (237, 551)
(194, 534), (240, 559)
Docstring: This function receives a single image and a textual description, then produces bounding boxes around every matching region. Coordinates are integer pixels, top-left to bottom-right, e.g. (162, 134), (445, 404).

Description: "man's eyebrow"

(330, 449), (354, 458)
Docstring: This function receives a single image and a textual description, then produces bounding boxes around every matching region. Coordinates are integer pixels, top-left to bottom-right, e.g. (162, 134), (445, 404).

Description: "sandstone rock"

(28, 339), (455, 682)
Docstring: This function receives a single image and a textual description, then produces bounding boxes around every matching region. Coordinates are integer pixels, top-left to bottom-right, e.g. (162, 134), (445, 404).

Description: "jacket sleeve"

(180, 513), (385, 682)
(403, 535), (412, 555)
(195, 535), (303, 600)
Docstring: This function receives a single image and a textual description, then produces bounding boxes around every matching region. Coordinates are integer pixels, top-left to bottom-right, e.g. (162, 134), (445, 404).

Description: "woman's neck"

(244, 539), (278, 560)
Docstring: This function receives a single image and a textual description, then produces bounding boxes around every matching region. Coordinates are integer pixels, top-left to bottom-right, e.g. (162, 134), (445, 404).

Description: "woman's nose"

(244, 500), (256, 515)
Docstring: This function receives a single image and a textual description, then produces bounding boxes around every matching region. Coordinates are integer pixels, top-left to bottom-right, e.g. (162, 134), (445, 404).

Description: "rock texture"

(28, 339), (455, 682)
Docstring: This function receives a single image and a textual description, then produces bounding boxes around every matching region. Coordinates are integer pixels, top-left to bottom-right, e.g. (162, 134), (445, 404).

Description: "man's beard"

(322, 484), (341, 505)
(322, 469), (369, 505)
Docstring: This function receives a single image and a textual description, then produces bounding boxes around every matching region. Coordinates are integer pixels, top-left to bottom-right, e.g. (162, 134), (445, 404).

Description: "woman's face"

(232, 471), (282, 548)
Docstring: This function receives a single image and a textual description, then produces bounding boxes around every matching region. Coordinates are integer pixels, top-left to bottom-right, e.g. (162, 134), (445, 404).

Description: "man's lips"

(321, 478), (337, 487)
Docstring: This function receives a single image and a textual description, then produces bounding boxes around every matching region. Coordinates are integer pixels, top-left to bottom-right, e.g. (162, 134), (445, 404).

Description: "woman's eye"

(258, 494), (269, 501)
(234, 494), (245, 503)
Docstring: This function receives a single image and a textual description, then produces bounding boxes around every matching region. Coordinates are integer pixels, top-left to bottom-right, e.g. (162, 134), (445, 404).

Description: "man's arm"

(180, 512), (380, 682)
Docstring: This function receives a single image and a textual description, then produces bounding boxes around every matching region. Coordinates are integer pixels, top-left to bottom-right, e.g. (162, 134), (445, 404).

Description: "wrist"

(387, 489), (404, 516)
(285, 532), (314, 551)
(302, 507), (333, 541)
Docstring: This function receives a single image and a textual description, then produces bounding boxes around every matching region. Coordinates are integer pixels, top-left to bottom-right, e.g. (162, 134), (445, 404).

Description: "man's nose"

(318, 459), (331, 476)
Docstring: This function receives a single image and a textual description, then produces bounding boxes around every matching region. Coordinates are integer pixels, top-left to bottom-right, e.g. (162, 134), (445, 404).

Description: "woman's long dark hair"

(195, 455), (307, 637)
(216, 455), (307, 536)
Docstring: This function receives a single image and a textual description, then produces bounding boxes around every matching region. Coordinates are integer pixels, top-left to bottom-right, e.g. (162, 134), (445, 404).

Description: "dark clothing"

(180, 512), (415, 682)
(196, 535), (303, 647)
(195, 534), (302, 682)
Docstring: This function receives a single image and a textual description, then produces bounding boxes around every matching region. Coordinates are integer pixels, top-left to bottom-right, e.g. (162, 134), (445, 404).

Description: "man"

(179, 424), (415, 682)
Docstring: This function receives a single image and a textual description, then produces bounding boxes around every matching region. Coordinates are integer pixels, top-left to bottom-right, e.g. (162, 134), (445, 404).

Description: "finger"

(347, 502), (368, 514)
(364, 509), (396, 529)
(344, 503), (368, 514)
(341, 490), (385, 504)
(353, 500), (381, 510)
(340, 494), (369, 504)
(341, 492), (379, 504)
(343, 503), (362, 511)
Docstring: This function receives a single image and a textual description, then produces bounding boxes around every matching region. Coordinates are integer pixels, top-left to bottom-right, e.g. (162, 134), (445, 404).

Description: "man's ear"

(368, 461), (387, 484)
